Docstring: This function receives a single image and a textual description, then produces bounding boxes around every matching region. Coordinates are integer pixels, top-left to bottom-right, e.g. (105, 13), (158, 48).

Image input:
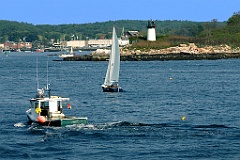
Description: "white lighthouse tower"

(147, 19), (156, 41)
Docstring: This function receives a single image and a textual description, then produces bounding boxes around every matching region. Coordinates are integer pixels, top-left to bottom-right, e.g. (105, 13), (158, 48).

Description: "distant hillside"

(0, 20), (226, 43)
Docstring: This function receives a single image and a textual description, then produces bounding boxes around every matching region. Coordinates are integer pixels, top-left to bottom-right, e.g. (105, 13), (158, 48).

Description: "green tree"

(0, 35), (8, 43)
(227, 11), (240, 26)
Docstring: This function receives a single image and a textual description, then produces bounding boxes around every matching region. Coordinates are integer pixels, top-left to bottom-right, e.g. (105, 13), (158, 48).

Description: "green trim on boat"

(61, 118), (88, 126)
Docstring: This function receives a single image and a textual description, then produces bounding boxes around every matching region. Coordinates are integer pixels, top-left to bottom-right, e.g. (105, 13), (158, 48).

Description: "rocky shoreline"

(63, 43), (240, 61)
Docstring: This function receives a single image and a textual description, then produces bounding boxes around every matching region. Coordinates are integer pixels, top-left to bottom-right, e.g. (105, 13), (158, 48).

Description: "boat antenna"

(36, 58), (39, 89)
(46, 60), (48, 90)
(46, 60), (51, 98)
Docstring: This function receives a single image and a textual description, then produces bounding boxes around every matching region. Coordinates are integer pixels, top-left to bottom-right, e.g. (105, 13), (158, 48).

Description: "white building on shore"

(66, 40), (87, 48)
(65, 38), (129, 48)
(0, 43), (4, 49)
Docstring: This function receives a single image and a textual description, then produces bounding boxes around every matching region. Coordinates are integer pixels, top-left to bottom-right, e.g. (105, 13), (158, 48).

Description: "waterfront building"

(66, 40), (87, 48)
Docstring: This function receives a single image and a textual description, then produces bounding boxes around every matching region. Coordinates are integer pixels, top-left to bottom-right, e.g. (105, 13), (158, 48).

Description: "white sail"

(70, 46), (74, 54)
(103, 27), (120, 86)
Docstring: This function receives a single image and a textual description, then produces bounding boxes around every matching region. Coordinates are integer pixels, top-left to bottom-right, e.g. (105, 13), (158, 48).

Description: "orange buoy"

(68, 104), (71, 109)
(38, 116), (46, 123)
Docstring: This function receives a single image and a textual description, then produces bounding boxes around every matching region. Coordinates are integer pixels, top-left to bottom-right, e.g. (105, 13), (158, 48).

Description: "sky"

(1, 0), (240, 25)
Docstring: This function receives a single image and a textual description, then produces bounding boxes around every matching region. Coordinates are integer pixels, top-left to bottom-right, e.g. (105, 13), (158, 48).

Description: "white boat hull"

(26, 108), (88, 127)
(26, 108), (38, 122)
(58, 54), (74, 58)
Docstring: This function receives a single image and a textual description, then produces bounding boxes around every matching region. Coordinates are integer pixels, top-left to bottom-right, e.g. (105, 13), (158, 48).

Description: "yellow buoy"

(35, 107), (41, 114)
(181, 116), (186, 121)
(170, 78), (173, 80)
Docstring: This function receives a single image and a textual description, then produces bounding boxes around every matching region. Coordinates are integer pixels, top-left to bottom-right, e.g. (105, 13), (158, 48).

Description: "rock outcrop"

(120, 43), (240, 55)
(63, 43), (240, 61)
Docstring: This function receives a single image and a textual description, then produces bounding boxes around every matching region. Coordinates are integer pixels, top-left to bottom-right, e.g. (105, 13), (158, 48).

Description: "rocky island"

(63, 43), (240, 61)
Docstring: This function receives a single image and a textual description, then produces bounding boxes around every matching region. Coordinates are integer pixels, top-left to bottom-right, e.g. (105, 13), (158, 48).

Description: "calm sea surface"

(0, 52), (239, 159)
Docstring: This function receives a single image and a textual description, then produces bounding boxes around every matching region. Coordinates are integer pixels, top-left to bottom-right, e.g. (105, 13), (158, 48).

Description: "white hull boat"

(58, 47), (75, 58)
(26, 87), (88, 127)
(26, 61), (87, 127)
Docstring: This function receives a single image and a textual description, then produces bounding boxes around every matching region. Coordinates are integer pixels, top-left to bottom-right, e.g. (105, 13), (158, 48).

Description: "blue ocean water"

(0, 52), (239, 159)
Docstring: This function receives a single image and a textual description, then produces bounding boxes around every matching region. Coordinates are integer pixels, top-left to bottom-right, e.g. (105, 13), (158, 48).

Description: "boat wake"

(19, 120), (239, 143)
(14, 122), (27, 127)
(106, 121), (238, 129)
(23, 120), (238, 131)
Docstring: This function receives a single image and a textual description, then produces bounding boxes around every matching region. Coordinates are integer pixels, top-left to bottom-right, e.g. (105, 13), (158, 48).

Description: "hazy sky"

(1, 0), (240, 24)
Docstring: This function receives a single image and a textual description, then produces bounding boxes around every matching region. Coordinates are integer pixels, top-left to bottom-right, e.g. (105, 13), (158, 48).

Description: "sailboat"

(102, 27), (123, 92)
(58, 46), (75, 58)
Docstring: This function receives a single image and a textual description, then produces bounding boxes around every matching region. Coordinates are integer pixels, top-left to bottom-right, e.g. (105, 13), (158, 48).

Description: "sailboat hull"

(102, 86), (123, 92)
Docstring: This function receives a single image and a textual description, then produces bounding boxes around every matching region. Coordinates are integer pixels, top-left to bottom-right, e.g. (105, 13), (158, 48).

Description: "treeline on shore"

(0, 19), (223, 42)
(0, 11), (240, 49)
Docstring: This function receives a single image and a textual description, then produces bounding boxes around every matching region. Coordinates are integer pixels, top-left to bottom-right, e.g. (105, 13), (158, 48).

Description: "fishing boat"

(101, 27), (123, 92)
(58, 46), (75, 58)
(26, 61), (88, 127)
(26, 85), (88, 127)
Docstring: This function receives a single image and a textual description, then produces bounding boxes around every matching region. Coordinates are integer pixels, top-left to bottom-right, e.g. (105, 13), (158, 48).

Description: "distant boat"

(26, 61), (88, 127)
(16, 49), (21, 52)
(35, 48), (44, 52)
(58, 46), (75, 58)
(101, 27), (123, 92)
